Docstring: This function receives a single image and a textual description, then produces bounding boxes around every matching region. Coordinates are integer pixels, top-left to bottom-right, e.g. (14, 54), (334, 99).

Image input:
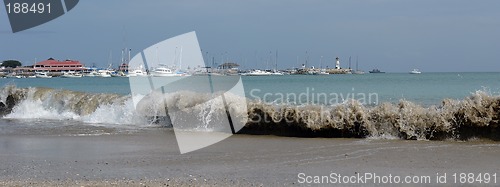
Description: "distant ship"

(409, 69), (421, 74)
(369, 69), (385, 73)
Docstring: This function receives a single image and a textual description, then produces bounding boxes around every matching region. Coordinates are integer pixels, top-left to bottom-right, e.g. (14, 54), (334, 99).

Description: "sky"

(1, 0), (499, 72)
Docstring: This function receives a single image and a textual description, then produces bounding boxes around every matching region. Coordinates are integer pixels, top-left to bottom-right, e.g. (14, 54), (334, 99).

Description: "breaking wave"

(1, 85), (499, 141)
(244, 91), (500, 140)
(0, 86), (144, 125)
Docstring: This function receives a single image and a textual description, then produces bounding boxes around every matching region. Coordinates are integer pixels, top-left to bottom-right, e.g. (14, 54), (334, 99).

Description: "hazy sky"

(1, 0), (499, 72)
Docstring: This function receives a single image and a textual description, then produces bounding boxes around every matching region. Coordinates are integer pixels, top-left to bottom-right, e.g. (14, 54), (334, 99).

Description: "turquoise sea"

(2, 72), (500, 105)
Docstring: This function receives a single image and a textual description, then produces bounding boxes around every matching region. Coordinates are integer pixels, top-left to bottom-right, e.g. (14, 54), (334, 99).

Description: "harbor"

(0, 54), (376, 78)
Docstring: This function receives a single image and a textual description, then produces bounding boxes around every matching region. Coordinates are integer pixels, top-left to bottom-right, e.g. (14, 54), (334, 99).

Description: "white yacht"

(60, 71), (83, 78)
(84, 70), (98, 77)
(319, 69), (330, 75)
(244, 70), (273, 76)
(128, 69), (148, 77)
(96, 70), (112, 77)
(35, 72), (52, 78)
(152, 67), (176, 77)
(410, 69), (422, 74)
(270, 71), (285, 76)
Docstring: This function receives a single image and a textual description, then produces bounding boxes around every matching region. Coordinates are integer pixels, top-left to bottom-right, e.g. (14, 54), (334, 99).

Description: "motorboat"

(244, 69), (273, 76)
(410, 69), (421, 74)
(152, 67), (176, 77)
(318, 70), (330, 75)
(110, 72), (124, 77)
(270, 71), (285, 76)
(84, 70), (98, 77)
(60, 71), (83, 78)
(128, 69), (147, 77)
(97, 70), (112, 77)
(35, 72), (52, 78)
(5, 74), (22, 78)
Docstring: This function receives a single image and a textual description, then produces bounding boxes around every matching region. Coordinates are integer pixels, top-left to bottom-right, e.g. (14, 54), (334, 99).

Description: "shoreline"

(1, 129), (499, 186)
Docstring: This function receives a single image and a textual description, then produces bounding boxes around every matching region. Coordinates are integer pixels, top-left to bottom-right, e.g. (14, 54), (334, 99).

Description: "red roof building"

(34, 58), (85, 72)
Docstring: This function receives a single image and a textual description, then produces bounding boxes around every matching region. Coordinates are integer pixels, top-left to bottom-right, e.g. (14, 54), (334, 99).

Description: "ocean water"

(1, 72), (500, 140)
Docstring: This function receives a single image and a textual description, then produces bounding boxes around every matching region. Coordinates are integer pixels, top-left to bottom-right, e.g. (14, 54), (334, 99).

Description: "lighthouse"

(335, 57), (340, 69)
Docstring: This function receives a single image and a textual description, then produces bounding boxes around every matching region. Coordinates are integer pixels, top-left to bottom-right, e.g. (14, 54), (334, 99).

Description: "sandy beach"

(0, 128), (498, 186)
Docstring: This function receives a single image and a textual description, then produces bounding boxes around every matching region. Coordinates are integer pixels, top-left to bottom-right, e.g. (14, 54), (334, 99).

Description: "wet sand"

(1, 129), (499, 186)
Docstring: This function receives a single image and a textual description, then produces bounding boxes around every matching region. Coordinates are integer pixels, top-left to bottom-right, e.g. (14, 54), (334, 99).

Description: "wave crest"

(1, 86), (499, 140)
(243, 91), (500, 140)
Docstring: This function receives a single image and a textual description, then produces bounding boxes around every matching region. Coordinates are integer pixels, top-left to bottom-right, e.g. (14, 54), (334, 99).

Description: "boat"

(352, 56), (365, 74)
(128, 69), (148, 77)
(5, 73), (22, 78)
(270, 71), (285, 75)
(410, 69), (421, 74)
(152, 67), (177, 77)
(270, 50), (284, 76)
(96, 70), (112, 77)
(352, 70), (365, 74)
(84, 70), (98, 77)
(244, 69), (273, 76)
(60, 71), (83, 78)
(35, 72), (52, 78)
(110, 71), (126, 77)
(369, 69), (385, 73)
(318, 69), (329, 75)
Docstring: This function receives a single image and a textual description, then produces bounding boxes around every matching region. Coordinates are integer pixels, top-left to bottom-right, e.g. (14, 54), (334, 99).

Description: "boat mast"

(128, 48), (131, 63)
(275, 50), (278, 72)
(173, 47), (178, 68)
(267, 51), (271, 70)
(320, 56), (323, 69)
(356, 56), (359, 71)
(212, 57), (215, 70)
(121, 49), (124, 64)
(108, 50), (113, 69)
(348, 56), (351, 70)
(296, 56), (299, 68)
(179, 46), (183, 70)
(156, 47), (159, 66)
(305, 51), (309, 69)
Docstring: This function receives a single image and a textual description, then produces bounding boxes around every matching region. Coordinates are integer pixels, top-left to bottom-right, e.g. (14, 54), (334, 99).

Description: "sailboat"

(352, 56), (365, 74)
(271, 50), (284, 75)
(318, 56), (329, 75)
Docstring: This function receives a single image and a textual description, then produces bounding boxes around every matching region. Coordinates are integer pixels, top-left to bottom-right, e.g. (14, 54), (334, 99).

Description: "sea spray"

(0, 86), (144, 125)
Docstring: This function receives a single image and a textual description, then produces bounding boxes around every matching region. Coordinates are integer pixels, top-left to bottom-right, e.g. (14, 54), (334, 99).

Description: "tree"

(1, 60), (22, 68)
